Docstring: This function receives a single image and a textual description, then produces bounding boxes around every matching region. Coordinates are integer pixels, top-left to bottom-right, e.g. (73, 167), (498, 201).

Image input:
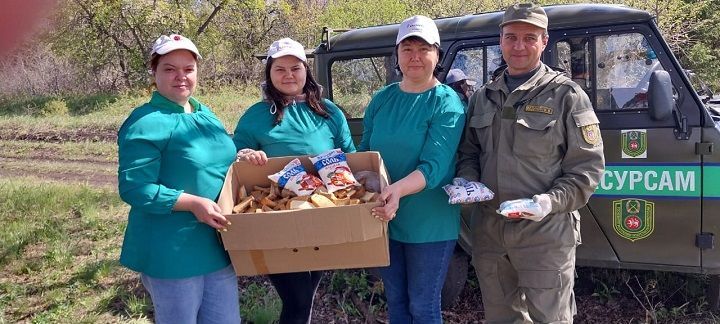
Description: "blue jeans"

(140, 265), (241, 324)
(379, 239), (456, 324)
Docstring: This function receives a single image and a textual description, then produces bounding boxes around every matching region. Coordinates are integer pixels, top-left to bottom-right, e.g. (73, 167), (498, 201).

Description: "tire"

(707, 274), (720, 310)
(441, 248), (470, 310)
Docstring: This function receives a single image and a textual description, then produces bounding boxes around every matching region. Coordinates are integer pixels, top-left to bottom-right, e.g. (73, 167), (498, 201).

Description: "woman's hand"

(373, 184), (400, 222)
(174, 193), (231, 230)
(371, 170), (426, 222)
(236, 149), (268, 166)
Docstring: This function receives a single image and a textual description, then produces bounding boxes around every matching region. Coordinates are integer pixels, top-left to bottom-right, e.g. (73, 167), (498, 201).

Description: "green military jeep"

(310, 4), (720, 308)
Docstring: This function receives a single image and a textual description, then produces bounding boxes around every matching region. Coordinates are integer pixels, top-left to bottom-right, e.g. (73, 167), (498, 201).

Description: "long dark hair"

(264, 57), (328, 125)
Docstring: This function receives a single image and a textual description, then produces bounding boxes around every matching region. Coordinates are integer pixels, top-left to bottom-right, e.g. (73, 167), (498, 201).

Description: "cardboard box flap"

(221, 203), (385, 250)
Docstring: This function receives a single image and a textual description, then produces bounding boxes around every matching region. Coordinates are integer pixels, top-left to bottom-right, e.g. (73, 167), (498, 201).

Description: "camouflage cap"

(500, 3), (548, 29)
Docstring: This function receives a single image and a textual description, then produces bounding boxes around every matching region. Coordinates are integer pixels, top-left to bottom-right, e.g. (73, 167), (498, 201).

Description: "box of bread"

(217, 151), (390, 276)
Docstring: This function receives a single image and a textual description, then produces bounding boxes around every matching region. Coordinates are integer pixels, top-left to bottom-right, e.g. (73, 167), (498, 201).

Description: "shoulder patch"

(582, 124), (601, 146)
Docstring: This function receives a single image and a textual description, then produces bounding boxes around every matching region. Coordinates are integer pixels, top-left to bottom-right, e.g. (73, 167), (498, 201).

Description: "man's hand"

(497, 194), (552, 222)
(443, 177), (494, 204)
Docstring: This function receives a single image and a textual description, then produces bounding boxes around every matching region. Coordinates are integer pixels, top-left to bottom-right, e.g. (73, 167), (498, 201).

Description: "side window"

(451, 48), (482, 83)
(486, 46), (503, 83)
(330, 56), (392, 118)
(555, 33), (664, 111)
(450, 45), (502, 86)
(596, 33), (662, 110)
(556, 37), (591, 92)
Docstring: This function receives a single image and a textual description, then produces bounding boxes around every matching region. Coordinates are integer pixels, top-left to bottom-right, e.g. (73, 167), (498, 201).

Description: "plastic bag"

(268, 158), (323, 196)
(496, 198), (543, 219)
(309, 149), (359, 193)
(442, 178), (494, 204)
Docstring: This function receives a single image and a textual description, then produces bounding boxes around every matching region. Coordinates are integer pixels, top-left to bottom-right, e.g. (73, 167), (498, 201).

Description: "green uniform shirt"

(232, 99), (356, 156)
(117, 92), (235, 279)
(359, 83), (466, 243)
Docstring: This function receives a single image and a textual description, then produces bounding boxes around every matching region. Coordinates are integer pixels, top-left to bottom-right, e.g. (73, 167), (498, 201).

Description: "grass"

(0, 158), (116, 176)
(194, 85), (261, 130)
(240, 282), (281, 323)
(0, 172), (286, 323)
(0, 177), (152, 323)
(0, 139), (118, 162)
(0, 85), (261, 138)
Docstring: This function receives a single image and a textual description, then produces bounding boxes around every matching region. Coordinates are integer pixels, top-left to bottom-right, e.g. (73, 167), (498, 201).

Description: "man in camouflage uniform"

(456, 3), (605, 323)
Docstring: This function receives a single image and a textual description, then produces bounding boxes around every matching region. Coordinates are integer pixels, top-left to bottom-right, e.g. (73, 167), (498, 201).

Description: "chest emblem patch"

(581, 124), (601, 146)
(524, 105), (553, 115)
(613, 198), (654, 242)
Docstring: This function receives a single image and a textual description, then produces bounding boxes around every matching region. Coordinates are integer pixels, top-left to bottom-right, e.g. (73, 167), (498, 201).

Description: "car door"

(551, 25), (703, 269)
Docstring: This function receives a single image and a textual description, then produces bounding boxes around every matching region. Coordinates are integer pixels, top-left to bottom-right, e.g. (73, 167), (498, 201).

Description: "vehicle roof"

(317, 4), (653, 53)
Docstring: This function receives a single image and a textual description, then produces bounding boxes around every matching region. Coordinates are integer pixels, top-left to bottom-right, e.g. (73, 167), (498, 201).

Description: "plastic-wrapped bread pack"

(496, 199), (543, 219)
(267, 158), (323, 197)
(442, 178), (494, 204)
(309, 149), (359, 193)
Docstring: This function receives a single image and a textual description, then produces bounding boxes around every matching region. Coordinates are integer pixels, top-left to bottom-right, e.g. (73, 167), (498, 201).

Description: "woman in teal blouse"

(117, 34), (240, 323)
(233, 38), (355, 324)
(359, 16), (466, 323)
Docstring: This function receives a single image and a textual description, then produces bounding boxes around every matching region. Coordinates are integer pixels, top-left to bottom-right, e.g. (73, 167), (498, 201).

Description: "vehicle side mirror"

(647, 70), (673, 120)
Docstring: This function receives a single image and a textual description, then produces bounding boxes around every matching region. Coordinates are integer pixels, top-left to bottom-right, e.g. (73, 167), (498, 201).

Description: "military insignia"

(525, 105), (553, 115)
(621, 129), (647, 158)
(581, 124), (601, 146)
(613, 198), (654, 242)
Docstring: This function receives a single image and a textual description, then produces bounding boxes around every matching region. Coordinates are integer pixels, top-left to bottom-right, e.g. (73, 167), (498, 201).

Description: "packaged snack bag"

(497, 199), (543, 219)
(268, 158), (323, 196)
(442, 178), (494, 204)
(310, 149), (359, 193)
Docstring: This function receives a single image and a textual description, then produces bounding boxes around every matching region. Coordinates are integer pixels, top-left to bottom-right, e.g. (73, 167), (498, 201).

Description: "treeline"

(1, 0), (718, 97)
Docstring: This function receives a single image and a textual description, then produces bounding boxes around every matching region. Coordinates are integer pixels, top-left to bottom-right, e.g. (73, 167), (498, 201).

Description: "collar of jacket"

(487, 63), (562, 94)
(149, 91), (202, 113)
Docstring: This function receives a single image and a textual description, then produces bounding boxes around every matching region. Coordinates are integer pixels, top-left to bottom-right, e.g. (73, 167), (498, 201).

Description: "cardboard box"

(217, 151), (390, 276)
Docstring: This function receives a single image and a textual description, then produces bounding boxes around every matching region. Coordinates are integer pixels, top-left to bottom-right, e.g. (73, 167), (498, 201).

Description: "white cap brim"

(268, 50), (306, 62)
(396, 32), (438, 45)
(154, 45), (202, 59)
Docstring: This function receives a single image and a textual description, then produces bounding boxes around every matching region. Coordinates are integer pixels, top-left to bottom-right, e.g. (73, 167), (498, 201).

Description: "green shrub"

(39, 99), (69, 117)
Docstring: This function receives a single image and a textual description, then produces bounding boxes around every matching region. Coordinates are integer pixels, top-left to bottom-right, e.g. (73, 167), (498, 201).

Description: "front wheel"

(441, 248), (470, 310)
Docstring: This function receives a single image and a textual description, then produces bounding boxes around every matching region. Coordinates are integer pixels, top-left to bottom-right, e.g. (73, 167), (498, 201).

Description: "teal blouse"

(117, 92), (236, 279)
(232, 99), (356, 157)
(359, 83), (466, 243)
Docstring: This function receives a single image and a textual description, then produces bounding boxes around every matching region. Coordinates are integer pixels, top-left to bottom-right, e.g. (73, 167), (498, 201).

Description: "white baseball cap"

(267, 38), (307, 62)
(150, 34), (202, 59)
(396, 15), (440, 46)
